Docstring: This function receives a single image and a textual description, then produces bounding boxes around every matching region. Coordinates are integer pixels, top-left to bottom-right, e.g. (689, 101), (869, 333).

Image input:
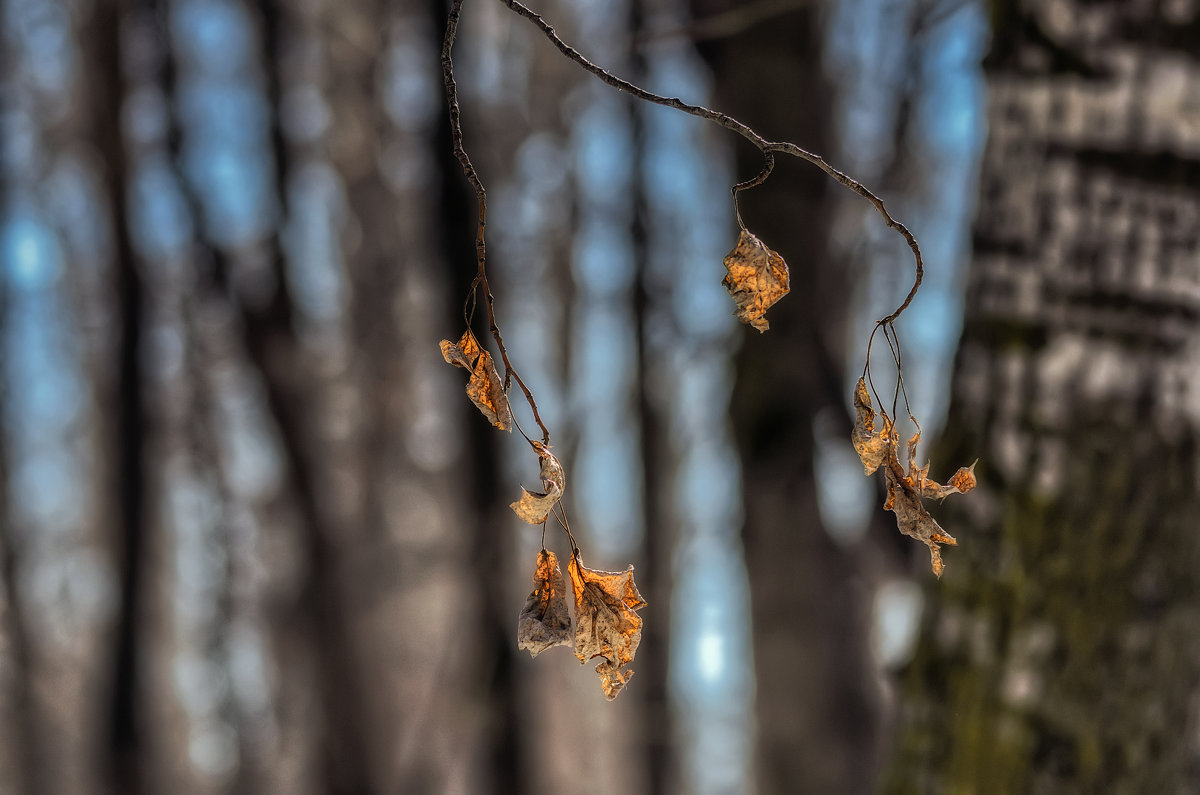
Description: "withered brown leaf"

(517, 549), (573, 657)
(911, 461), (979, 501)
(945, 461), (978, 495)
(567, 553), (645, 700)
(906, 427), (923, 473)
(852, 377), (891, 475)
(722, 229), (790, 332)
(853, 378), (975, 576)
(885, 461), (957, 577)
(510, 441), (565, 524)
(439, 330), (512, 431)
(439, 329), (481, 369)
(901, 426), (979, 503)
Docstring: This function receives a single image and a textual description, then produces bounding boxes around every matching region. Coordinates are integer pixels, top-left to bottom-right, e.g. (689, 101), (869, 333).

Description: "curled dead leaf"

(906, 427), (922, 474)
(439, 329), (482, 369)
(885, 463), (957, 577)
(904, 428), (944, 499)
(510, 442), (566, 524)
(903, 428), (978, 502)
(466, 351), (511, 431)
(722, 229), (790, 332)
(853, 378), (975, 576)
(852, 378), (891, 475)
(438, 330), (512, 431)
(567, 553), (645, 700)
(913, 464), (978, 501)
(946, 461), (978, 495)
(517, 549), (573, 657)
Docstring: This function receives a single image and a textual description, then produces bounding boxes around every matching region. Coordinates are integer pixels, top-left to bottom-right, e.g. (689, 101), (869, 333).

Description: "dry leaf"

(852, 378), (891, 475)
(510, 442), (565, 524)
(912, 463), (979, 501)
(517, 549), (573, 657)
(466, 351), (511, 430)
(568, 553), (645, 700)
(903, 426), (978, 502)
(945, 461), (978, 495)
(722, 229), (790, 332)
(439, 329), (481, 369)
(885, 462), (957, 577)
(438, 330), (512, 431)
(853, 378), (975, 576)
(904, 428), (943, 498)
(906, 427), (923, 473)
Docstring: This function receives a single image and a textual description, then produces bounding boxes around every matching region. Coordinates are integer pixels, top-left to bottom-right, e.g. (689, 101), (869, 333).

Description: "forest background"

(2, 0), (1199, 792)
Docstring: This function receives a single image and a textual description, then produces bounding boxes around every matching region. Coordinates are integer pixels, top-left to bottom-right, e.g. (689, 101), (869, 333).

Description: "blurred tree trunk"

(887, 2), (1200, 791)
(318, 0), (429, 787)
(699, 3), (882, 792)
(630, 2), (674, 792)
(0, 253), (44, 795)
(159, 0), (377, 788)
(87, 1), (150, 791)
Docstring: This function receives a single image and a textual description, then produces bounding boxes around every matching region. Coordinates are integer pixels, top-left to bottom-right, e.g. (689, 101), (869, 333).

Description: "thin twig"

(442, 0), (551, 444)
(863, 321), (886, 413)
(889, 323), (913, 417)
(883, 324), (902, 419)
(733, 151), (774, 229)
(497, 0), (923, 324)
(552, 503), (580, 556)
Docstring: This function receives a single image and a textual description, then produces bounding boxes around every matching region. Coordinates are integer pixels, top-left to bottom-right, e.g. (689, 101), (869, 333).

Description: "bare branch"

(496, 0), (923, 325)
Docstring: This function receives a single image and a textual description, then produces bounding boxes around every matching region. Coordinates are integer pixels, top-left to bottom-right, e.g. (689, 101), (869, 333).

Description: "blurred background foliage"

(2, 0), (1198, 793)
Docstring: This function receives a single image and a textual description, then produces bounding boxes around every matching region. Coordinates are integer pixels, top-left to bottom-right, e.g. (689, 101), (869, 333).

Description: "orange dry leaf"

(912, 462), (978, 501)
(568, 553), (646, 700)
(438, 329), (481, 369)
(945, 461), (978, 495)
(906, 427), (923, 473)
(517, 549), (573, 657)
(851, 377), (976, 577)
(465, 352), (510, 430)
(902, 426), (978, 502)
(439, 330), (512, 431)
(722, 229), (790, 332)
(885, 461), (957, 577)
(852, 378), (891, 475)
(510, 441), (565, 524)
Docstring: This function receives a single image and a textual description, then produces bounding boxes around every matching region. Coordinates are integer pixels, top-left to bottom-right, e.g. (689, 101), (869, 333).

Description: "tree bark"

(886, 2), (1200, 791)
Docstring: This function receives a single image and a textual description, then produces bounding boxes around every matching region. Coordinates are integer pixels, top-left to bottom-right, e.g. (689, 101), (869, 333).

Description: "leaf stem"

(552, 504), (580, 557)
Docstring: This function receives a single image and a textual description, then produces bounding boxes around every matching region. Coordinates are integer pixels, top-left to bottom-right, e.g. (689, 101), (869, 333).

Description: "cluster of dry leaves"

(440, 330), (646, 699)
(439, 223), (973, 703)
(852, 377), (976, 576)
(720, 224), (976, 575)
(437, 0), (979, 713)
(507, 443), (644, 699)
(518, 548), (646, 700)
